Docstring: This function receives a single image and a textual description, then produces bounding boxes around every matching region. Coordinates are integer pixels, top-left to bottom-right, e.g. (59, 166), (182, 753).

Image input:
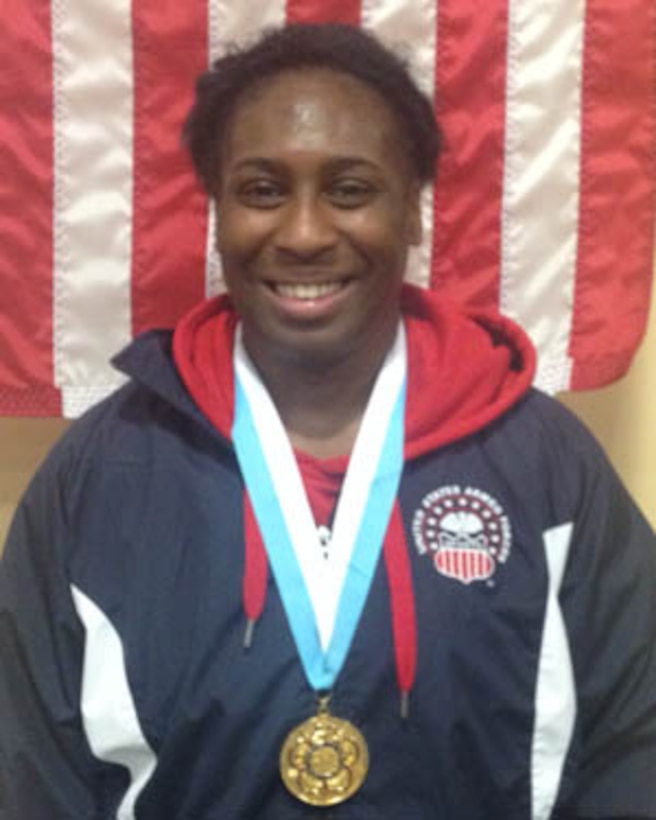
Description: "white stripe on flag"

(205, 0), (288, 297)
(500, 0), (586, 392)
(208, 0), (287, 62)
(52, 0), (133, 417)
(362, 0), (438, 288)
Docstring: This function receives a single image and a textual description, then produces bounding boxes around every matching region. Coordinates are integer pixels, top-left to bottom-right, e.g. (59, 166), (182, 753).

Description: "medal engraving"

(280, 699), (369, 806)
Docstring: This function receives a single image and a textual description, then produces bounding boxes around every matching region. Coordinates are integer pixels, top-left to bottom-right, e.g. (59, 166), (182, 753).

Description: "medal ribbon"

(243, 498), (418, 710)
(233, 326), (406, 692)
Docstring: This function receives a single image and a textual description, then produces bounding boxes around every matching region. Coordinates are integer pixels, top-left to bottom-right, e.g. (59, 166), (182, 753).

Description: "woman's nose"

(274, 196), (338, 259)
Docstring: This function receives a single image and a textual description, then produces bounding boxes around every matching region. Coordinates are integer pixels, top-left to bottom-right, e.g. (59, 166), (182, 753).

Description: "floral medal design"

(280, 695), (369, 806)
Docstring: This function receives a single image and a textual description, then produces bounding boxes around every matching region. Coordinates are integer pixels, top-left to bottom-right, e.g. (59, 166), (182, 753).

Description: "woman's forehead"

(222, 68), (406, 165)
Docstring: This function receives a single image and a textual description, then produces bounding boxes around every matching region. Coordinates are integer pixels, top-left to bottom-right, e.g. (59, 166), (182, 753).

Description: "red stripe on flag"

(0, 4), (60, 415)
(431, 0), (508, 308)
(286, 0), (361, 26)
(569, 0), (656, 389)
(130, 0), (209, 337)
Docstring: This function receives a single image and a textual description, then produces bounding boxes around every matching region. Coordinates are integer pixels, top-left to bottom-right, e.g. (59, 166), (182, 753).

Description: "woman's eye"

(237, 180), (285, 208)
(328, 180), (376, 208)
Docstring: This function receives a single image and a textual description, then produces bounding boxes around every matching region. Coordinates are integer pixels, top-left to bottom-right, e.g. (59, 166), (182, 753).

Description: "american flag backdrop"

(0, 0), (654, 418)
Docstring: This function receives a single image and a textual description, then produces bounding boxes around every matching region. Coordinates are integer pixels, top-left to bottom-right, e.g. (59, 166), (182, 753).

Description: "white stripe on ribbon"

(500, 0), (586, 392)
(71, 585), (157, 820)
(362, 0), (438, 288)
(204, 0), (288, 296)
(51, 0), (133, 417)
(327, 329), (406, 586)
(531, 523), (576, 820)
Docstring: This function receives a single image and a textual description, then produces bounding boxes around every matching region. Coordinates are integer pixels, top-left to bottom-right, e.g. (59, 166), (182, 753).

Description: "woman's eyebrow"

(324, 157), (382, 173)
(228, 156), (382, 174)
(229, 158), (282, 174)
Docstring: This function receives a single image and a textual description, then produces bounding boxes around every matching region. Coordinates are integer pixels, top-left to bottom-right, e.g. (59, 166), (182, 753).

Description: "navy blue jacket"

(1, 329), (655, 819)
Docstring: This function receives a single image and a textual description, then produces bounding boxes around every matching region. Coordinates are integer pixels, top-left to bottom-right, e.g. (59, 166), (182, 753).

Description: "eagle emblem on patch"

(412, 485), (512, 584)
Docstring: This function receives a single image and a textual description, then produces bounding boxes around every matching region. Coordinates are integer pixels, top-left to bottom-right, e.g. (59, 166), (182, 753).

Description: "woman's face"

(214, 68), (422, 369)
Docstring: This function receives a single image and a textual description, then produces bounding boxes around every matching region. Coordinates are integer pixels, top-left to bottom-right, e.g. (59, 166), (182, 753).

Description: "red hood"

(172, 283), (536, 460)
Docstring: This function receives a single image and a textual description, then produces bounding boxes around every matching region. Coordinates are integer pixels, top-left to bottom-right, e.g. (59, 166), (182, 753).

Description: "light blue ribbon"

(232, 374), (406, 691)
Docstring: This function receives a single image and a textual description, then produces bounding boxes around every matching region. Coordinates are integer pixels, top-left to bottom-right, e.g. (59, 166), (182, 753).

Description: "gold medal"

(280, 696), (369, 806)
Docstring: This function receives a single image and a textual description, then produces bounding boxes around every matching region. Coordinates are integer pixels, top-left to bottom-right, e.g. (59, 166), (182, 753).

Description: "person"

(1, 22), (655, 820)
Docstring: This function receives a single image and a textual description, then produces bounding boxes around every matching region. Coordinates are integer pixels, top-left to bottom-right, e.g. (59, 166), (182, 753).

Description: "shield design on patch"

(433, 511), (495, 584)
(434, 547), (495, 584)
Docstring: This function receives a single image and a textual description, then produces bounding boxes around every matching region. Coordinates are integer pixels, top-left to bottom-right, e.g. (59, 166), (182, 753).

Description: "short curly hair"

(183, 23), (441, 194)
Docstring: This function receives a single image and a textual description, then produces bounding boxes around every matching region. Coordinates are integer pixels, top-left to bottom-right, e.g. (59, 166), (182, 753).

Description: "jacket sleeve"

(555, 417), (656, 819)
(0, 448), (103, 820)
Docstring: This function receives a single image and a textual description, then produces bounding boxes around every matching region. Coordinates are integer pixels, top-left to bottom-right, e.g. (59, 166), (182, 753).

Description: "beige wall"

(1, 293), (655, 548)
(0, 418), (70, 547)
(560, 290), (656, 528)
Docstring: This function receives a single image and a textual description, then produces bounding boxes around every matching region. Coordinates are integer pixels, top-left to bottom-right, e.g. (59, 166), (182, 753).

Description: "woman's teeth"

(275, 281), (343, 300)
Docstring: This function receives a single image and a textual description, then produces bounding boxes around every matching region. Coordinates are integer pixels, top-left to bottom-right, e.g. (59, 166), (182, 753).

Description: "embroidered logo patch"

(412, 485), (512, 584)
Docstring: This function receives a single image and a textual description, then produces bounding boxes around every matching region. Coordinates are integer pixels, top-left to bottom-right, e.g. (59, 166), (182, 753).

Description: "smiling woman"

(1, 22), (655, 820)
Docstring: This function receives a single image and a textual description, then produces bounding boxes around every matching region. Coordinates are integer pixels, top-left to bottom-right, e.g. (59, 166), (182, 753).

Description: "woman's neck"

(243, 327), (397, 459)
